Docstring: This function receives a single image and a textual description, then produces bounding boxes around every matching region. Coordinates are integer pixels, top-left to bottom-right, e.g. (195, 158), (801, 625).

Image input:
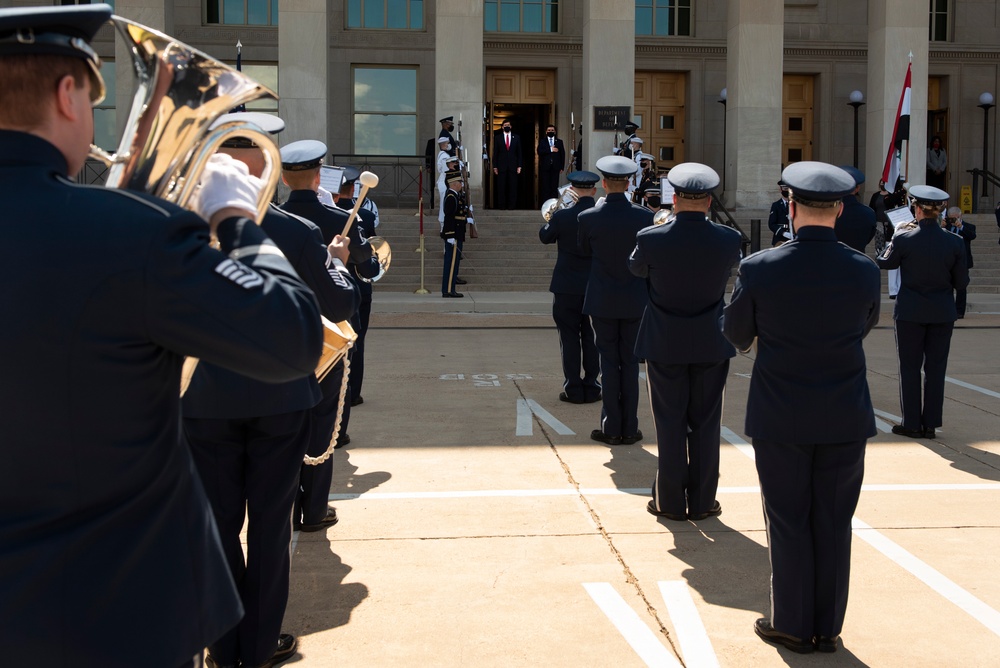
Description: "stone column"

(867, 3), (929, 192)
(437, 1), (485, 201)
(726, 0), (783, 212)
(278, 0), (328, 145)
(113, 0), (172, 139)
(582, 0), (634, 172)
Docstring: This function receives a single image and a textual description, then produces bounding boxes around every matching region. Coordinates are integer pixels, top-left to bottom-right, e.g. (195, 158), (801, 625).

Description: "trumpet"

(88, 16), (281, 223)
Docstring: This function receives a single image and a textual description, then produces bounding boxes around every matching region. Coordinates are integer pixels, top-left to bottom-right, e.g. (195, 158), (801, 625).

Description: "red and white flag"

(881, 63), (912, 191)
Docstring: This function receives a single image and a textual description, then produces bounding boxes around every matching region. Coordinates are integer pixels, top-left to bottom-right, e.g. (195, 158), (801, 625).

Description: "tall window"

(484, 1), (559, 33)
(93, 60), (117, 151)
(347, 0), (424, 29)
(237, 64), (279, 113)
(206, 0), (278, 26)
(353, 67), (417, 155)
(61, 0), (114, 7)
(929, 0), (949, 42)
(635, 0), (691, 37)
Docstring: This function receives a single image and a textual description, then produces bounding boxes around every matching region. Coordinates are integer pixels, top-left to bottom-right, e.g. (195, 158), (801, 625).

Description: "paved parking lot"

(280, 300), (1000, 667)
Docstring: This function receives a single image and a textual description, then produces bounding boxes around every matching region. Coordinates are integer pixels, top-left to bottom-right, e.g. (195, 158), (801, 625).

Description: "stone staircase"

(368, 209), (1000, 294)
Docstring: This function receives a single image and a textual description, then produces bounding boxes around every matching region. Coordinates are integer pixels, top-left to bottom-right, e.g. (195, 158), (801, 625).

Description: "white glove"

(446, 238), (456, 246)
(467, 217), (475, 226)
(191, 153), (262, 222)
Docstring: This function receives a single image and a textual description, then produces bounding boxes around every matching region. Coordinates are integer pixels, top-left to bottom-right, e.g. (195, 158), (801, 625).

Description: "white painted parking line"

(516, 398), (575, 436)
(721, 426), (756, 460)
(946, 376), (1000, 400)
(583, 583), (682, 668)
(658, 581), (721, 668)
(852, 518), (1000, 637)
(328, 482), (1000, 501)
(874, 407), (902, 423)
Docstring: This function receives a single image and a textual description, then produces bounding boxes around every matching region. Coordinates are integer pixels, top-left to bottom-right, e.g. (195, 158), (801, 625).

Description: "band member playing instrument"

(724, 161), (881, 655)
(0, 6), (324, 665)
(183, 113), (360, 668)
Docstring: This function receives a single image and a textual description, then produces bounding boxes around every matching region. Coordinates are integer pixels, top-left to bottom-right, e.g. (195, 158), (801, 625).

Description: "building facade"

(12, 0), (1000, 217)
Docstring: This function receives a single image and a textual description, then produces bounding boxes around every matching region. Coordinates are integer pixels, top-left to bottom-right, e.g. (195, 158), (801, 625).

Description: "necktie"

(550, 138), (554, 148)
(505, 133), (510, 149)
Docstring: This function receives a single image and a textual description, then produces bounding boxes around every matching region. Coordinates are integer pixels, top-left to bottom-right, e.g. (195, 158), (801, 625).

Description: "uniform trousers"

(753, 438), (866, 641)
(895, 320), (954, 430)
(552, 293), (601, 402)
(185, 410), (310, 667)
(350, 297), (372, 403)
(441, 239), (463, 294)
(591, 316), (642, 438)
(296, 360), (351, 525)
(647, 359), (729, 517)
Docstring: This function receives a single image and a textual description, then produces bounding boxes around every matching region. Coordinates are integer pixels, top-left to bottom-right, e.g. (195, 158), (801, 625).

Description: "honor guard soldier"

(834, 166), (877, 253)
(618, 121), (640, 157)
(767, 179), (793, 246)
(877, 185), (969, 438)
(0, 6), (325, 665)
(629, 163), (742, 521)
(279, 144), (377, 531)
(183, 113), (361, 668)
(335, 166), (380, 406)
(723, 161), (881, 654)
(436, 136), (455, 224)
(539, 170), (602, 404)
(439, 115), (458, 156)
(579, 156), (652, 445)
(441, 169), (467, 297)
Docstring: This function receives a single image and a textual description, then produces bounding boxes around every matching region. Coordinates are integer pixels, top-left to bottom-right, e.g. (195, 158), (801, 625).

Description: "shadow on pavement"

(604, 442), (658, 495)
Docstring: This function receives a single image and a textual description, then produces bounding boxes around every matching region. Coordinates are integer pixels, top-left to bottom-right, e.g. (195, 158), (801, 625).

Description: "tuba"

(541, 184), (579, 222)
(88, 16), (281, 222)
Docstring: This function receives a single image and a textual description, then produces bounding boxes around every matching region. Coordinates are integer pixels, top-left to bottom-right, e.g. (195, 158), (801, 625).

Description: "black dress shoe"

(351, 395), (364, 407)
(814, 635), (840, 653)
(559, 392), (585, 404)
(454, 277), (468, 285)
(620, 430), (643, 445)
(590, 429), (622, 446)
(889, 294), (897, 300)
(442, 291), (464, 298)
(334, 433), (350, 448)
(299, 508), (338, 532)
(646, 500), (687, 521)
(923, 427), (936, 439)
(891, 424), (924, 439)
(754, 618), (815, 654)
(253, 633), (298, 668)
(689, 500), (722, 521)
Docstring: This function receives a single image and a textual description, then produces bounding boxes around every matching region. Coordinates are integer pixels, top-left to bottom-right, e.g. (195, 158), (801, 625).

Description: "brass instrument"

(316, 317), (357, 381)
(541, 184), (579, 222)
(88, 16), (281, 222)
(652, 208), (673, 225)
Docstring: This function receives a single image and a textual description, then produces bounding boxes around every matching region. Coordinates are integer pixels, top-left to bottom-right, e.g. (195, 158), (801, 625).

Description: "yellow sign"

(960, 185), (972, 214)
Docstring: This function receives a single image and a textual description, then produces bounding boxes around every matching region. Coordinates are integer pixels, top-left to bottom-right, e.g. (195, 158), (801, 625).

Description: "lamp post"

(719, 88), (727, 192)
(979, 92), (994, 200)
(848, 90), (865, 168)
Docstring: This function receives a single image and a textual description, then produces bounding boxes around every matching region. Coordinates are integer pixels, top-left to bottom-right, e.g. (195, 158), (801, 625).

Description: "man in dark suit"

(877, 186), (969, 438)
(0, 7), (324, 665)
(724, 161), (881, 655)
(537, 123), (566, 202)
(946, 206), (976, 318)
(539, 170), (601, 404)
(492, 119), (522, 209)
(280, 144), (379, 531)
(579, 156), (652, 445)
(629, 163), (742, 522)
(766, 180), (792, 246)
(834, 166), (877, 253)
(183, 114), (361, 668)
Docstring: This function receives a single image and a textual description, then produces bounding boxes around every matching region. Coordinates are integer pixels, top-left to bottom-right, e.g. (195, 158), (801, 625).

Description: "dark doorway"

(487, 102), (553, 210)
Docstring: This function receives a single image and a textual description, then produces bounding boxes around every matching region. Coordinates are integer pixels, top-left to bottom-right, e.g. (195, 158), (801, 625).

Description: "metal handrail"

(966, 168), (1000, 212)
(330, 154), (427, 208)
(709, 198), (751, 256)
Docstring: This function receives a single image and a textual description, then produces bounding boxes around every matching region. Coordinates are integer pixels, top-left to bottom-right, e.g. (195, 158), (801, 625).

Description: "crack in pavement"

(512, 379), (685, 665)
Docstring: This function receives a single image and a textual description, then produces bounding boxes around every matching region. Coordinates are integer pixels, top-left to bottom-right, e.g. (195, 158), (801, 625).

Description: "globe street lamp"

(719, 88), (727, 191)
(979, 92), (995, 200)
(848, 90), (865, 168)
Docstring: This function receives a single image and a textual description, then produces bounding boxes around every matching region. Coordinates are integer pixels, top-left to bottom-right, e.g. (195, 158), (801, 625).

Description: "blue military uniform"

(539, 171), (601, 404)
(766, 180), (792, 246)
(876, 185), (969, 437)
(279, 145), (377, 529)
(723, 162), (881, 652)
(0, 8), (323, 661)
(629, 163), (742, 521)
(579, 156), (651, 444)
(441, 169), (467, 296)
(834, 166), (877, 253)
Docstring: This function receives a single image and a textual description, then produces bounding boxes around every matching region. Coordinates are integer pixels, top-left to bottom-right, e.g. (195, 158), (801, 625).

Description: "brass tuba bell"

(88, 16), (281, 222)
